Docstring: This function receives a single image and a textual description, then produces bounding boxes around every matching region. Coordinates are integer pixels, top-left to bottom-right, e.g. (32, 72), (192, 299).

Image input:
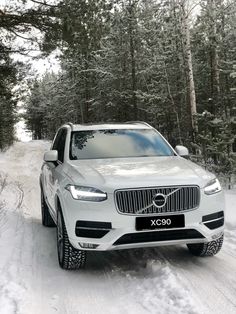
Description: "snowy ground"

(0, 141), (236, 314)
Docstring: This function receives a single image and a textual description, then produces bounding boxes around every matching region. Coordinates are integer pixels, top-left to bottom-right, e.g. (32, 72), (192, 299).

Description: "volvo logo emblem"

(135, 188), (180, 214)
(152, 193), (166, 208)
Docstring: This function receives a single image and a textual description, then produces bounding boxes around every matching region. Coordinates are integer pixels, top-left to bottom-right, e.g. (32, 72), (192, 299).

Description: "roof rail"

(59, 122), (74, 131)
(124, 121), (153, 128)
(63, 122), (74, 129)
(68, 122), (74, 128)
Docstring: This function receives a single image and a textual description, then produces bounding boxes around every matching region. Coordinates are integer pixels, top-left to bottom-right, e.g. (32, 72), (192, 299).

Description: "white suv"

(40, 122), (225, 270)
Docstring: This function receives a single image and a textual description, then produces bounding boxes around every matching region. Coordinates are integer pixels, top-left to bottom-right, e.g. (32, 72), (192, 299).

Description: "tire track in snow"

(0, 174), (8, 232)
(100, 249), (200, 314)
(223, 224), (236, 258)
(0, 173), (28, 314)
(0, 142), (48, 314)
(158, 246), (236, 314)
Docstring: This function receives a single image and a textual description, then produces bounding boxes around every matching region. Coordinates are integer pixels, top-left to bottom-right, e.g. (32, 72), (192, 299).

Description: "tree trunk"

(128, 0), (138, 120)
(163, 60), (183, 144)
(208, 0), (220, 114)
(180, 0), (198, 135)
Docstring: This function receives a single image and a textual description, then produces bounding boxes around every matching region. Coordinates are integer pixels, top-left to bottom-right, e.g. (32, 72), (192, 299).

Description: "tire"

(41, 186), (56, 227)
(187, 234), (224, 257)
(57, 208), (86, 270)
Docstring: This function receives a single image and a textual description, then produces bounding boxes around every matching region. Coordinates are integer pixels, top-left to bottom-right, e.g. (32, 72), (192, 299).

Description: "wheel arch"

(55, 193), (62, 213)
(54, 191), (67, 224)
(55, 191), (75, 247)
(39, 174), (43, 189)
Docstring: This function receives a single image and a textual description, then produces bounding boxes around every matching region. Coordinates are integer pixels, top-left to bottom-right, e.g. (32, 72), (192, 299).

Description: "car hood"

(63, 156), (214, 191)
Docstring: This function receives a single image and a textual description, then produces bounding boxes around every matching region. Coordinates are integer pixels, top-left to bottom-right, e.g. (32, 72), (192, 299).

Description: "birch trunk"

(209, 0), (220, 114)
(180, 0), (198, 134)
(128, 0), (138, 120)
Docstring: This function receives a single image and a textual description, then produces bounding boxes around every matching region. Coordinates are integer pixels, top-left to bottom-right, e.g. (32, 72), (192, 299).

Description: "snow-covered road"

(0, 141), (236, 314)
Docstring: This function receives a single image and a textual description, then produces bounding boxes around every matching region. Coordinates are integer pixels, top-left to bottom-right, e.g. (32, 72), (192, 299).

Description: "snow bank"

(225, 190), (236, 226)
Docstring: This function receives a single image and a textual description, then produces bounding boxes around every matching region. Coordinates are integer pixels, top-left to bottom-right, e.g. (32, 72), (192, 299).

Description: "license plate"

(136, 215), (185, 231)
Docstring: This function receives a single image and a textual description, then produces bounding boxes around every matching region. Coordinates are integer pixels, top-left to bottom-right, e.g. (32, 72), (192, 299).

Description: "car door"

(46, 128), (67, 216)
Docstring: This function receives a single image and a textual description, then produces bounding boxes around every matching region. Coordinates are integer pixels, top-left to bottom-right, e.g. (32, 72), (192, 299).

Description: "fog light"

(79, 242), (99, 249)
(212, 231), (223, 240)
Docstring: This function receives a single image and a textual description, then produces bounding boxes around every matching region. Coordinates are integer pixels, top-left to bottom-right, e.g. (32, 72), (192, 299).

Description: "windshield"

(69, 129), (175, 160)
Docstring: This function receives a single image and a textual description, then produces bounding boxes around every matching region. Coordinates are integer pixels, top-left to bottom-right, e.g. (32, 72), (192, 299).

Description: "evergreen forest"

(0, 0), (236, 184)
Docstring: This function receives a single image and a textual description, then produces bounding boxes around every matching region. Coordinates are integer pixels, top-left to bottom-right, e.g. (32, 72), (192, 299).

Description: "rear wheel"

(187, 234), (224, 257)
(41, 186), (56, 227)
(57, 209), (86, 270)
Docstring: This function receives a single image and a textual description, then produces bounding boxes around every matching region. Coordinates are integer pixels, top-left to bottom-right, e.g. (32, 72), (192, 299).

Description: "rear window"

(69, 129), (174, 160)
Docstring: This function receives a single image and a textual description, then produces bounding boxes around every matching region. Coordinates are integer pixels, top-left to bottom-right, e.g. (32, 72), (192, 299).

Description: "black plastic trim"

(113, 229), (204, 246)
(75, 220), (112, 238)
(202, 211), (224, 222)
(76, 228), (109, 238)
(204, 218), (224, 230)
(76, 220), (112, 229)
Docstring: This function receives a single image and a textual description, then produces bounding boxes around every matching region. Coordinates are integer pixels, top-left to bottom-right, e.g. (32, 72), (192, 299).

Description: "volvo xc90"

(40, 122), (224, 269)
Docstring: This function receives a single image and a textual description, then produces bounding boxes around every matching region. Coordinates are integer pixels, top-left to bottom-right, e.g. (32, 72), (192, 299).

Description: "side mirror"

(44, 150), (58, 162)
(175, 145), (189, 157)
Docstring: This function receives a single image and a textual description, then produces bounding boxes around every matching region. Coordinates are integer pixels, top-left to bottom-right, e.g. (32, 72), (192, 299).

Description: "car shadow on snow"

(85, 245), (202, 272)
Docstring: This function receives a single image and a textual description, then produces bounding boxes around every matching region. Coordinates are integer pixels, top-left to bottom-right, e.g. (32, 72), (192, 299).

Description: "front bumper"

(61, 189), (225, 251)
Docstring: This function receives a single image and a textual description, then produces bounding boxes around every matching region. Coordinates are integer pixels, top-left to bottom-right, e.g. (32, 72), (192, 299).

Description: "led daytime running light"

(66, 185), (107, 201)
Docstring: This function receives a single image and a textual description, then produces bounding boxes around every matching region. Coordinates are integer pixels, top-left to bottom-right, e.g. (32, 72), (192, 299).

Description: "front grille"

(113, 229), (205, 245)
(115, 186), (200, 215)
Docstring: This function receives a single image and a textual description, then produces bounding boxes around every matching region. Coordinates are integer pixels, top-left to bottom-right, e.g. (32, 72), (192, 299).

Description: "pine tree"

(0, 42), (17, 149)
(0, 0), (60, 149)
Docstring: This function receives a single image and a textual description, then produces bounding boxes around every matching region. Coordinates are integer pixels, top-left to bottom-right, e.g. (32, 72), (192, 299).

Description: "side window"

(52, 128), (67, 163)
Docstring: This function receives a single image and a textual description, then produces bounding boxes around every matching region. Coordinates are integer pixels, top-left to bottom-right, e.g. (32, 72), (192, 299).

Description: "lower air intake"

(113, 229), (204, 246)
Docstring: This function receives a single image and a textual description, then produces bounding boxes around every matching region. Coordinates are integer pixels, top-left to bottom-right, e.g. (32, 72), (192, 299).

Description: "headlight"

(204, 178), (222, 195)
(65, 185), (107, 201)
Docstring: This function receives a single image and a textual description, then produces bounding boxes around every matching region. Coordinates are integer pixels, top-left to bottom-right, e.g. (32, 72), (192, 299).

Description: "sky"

(19, 49), (61, 76)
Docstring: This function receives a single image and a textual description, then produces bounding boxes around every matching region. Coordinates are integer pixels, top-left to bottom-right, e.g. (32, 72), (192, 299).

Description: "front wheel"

(187, 234), (224, 257)
(57, 209), (86, 270)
